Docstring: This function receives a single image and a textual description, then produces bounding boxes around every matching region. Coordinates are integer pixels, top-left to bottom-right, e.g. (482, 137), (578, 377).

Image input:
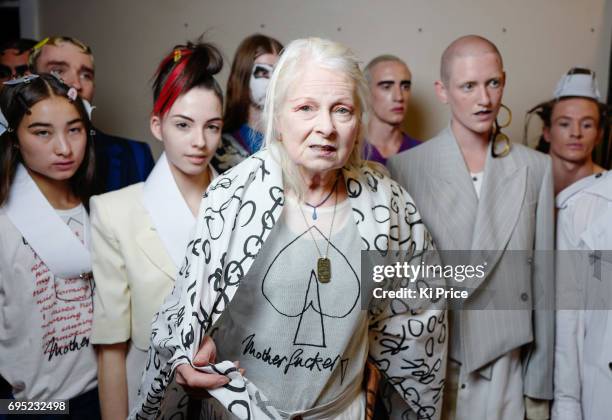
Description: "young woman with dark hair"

(89, 39), (224, 419)
(212, 33), (283, 172)
(0, 73), (100, 417)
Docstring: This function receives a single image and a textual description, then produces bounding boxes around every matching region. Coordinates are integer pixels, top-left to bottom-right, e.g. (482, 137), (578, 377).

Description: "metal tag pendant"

(317, 257), (331, 283)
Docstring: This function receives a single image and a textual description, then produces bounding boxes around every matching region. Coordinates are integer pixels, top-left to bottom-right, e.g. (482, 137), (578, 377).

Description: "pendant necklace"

(304, 176), (339, 220)
(298, 180), (338, 283)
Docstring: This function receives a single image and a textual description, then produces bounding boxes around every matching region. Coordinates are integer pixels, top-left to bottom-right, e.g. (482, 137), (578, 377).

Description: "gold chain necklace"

(297, 181), (338, 283)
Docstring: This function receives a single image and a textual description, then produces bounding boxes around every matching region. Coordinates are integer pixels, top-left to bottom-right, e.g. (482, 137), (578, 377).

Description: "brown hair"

(224, 34), (282, 133)
(0, 74), (96, 208)
(530, 97), (608, 153)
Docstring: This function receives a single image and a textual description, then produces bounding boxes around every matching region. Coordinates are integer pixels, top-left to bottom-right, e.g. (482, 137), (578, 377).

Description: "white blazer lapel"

(142, 153), (200, 269)
(5, 164), (91, 277)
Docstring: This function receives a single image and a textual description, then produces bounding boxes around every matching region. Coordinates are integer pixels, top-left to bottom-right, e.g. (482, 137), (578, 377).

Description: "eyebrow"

(27, 118), (83, 129)
(171, 115), (223, 123)
(45, 60), (69, 68)
(288, 95), (354, 103)
(27, 122), (52, 129)
(171, 114), (194, 122)
(554, 115), (596, 121)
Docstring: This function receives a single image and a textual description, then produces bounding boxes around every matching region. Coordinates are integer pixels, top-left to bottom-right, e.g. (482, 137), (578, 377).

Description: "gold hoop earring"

(491, 131), (510, 158)
(497, 104), (512, 128)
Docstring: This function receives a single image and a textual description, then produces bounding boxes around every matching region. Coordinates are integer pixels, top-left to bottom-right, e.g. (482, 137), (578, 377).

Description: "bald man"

(388, 35), (554, 419)
(363, 55), (420, 165)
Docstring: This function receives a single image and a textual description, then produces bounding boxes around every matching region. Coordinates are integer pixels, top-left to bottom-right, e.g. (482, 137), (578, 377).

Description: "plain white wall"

(34, 0), (611, 158)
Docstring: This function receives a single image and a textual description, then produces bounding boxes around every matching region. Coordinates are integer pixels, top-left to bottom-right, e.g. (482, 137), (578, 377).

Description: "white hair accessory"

(2, 74), (40, 86)
(553, 68), (601, 101)
(67, 87), (78, 101)
(0, 108), (9, 136)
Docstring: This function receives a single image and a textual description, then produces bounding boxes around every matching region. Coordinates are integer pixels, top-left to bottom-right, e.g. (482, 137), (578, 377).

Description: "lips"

(53, 161), (75, 170)
(391, 107), (405, 113)
(473, 110), (494, 121)
(310, 144), (337, 156)
(186, 155), (208, 164)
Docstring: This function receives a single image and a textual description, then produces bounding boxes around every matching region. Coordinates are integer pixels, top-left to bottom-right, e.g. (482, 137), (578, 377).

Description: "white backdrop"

(33, 0), (612, 157)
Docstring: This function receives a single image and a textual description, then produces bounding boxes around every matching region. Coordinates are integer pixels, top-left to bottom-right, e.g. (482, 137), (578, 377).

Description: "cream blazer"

(90, 183), (176, 350)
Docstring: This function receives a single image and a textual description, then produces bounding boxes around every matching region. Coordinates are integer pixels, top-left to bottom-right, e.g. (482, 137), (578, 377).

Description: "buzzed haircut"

(440, 35), (502, 85)
(28, 36), (94, 73)
(364, 54), (409, 83)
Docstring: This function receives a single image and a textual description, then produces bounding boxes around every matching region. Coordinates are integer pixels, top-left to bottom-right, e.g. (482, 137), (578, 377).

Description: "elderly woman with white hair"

(130, 37), (447, 420)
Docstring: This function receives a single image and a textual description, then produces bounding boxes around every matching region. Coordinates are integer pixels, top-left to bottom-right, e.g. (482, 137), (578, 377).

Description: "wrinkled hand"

(175, 336), (237, 398)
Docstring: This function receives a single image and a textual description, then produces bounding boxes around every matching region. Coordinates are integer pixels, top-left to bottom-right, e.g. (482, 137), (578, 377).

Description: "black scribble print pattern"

(131, 151), (447, 420)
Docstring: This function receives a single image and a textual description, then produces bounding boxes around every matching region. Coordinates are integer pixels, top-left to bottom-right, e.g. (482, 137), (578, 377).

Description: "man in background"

(363, 55), (420, 165)
(30, 36), (154, 192)
(0, 38), (36, 83)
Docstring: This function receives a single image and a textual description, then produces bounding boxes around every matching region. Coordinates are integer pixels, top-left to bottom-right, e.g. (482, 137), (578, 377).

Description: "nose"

(193, 130), (206, 148)
(65, 70), (82, 93)
(54, 133), (72, 156)
(570, 121), (583, 138)
(477, 86), (491, 106)
(315, 110), (336, 138)
(392, 85), (403, 102)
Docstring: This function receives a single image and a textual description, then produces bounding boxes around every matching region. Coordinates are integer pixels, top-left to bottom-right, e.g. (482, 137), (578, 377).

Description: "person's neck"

(169, 164), (211, 217)
(27, 168), (80, 210)
(299, 168), (347, 206)
(552, 158), (604, 196)
(450, 119), (490, 173)
(247, 104), (262, 132)
(368, 117), (404, 158)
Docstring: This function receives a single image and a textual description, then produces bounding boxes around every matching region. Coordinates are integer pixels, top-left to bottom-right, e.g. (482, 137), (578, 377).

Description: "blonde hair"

(363, 54), (409, 83)
(262, 37), (369, 197)
(29, 36), (94, 72)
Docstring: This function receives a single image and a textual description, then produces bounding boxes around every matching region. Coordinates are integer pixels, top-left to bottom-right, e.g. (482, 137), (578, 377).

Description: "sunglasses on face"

(0, 64), (30, 80)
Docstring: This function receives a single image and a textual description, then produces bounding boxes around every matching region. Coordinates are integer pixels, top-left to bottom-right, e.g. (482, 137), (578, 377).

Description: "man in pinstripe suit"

(388, 35), (554, 420)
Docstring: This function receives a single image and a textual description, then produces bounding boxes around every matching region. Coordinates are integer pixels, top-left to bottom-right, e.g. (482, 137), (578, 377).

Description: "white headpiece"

(553, 68), (601, 101)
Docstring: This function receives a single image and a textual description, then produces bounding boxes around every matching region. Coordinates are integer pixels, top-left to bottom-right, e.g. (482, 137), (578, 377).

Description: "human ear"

(150, 115), (163, 142)
(434, 80), (448, 104)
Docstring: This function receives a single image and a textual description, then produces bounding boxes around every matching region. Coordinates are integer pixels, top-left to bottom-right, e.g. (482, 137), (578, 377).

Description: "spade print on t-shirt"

(262, 225), (360, 348)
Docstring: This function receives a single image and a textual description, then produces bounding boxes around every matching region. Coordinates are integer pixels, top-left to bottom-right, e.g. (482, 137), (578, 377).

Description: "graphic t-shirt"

(213, 195), (367, 414)
(0, 204), (97, 400)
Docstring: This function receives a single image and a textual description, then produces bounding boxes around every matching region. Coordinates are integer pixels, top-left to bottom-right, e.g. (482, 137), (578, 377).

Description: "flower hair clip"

(173, 49), (182, 63)
(67, 87), (78, 101)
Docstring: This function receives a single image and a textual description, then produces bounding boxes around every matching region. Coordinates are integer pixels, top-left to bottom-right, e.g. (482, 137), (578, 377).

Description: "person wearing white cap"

(528, 67), (607, 196)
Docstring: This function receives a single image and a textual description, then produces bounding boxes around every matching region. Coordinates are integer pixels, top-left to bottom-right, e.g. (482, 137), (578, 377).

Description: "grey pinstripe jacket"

(387, 126), (554, 400)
